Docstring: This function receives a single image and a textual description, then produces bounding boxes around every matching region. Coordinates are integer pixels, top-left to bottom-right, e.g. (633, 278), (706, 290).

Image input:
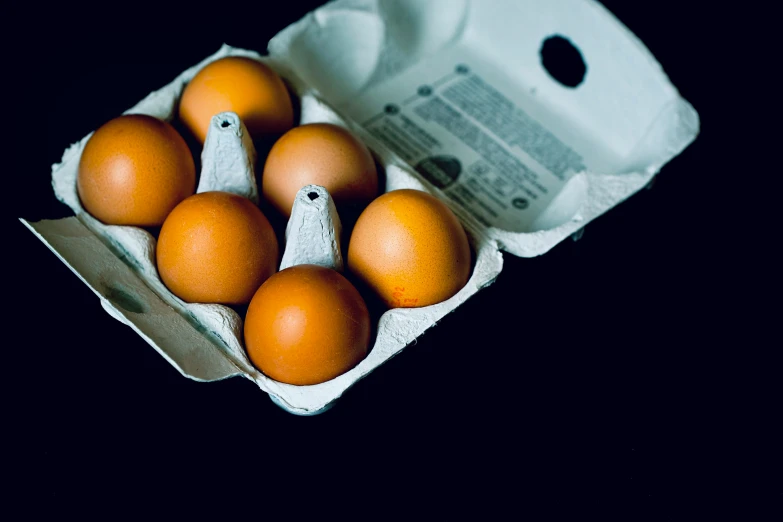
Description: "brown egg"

(347, 189), (471, 308)
(262, 123), (378, 217)
(179, 56), (294, 143)
(244, 264), (370, 386)
(77, 114), (196, 226)
(156, 191), (278, 305)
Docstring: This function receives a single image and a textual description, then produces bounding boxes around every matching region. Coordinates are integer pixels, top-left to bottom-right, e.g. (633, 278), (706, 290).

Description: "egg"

(156, 191), (278, 305)
(77, 114), (196, 226)
(262, 123), (378, 217)
(244, 264), (370, 386)
(347, 189), (471, 308)
(178, 56), (294, 143)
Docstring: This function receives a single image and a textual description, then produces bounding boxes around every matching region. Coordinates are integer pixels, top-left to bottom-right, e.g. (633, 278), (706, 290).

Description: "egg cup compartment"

(25, 0), (699, 415)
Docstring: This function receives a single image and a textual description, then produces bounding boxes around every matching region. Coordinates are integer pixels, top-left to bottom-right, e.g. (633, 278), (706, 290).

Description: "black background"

(9, 0), (775, 514)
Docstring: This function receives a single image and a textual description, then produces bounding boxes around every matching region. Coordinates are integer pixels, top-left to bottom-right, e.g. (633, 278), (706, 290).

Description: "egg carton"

(22, 0), (699, 415)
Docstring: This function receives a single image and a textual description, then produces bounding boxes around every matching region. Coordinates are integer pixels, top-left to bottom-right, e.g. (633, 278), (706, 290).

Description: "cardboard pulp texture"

(22, 0), (699, 415)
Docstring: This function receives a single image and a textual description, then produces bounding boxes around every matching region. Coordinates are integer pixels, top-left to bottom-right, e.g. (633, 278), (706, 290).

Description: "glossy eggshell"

(262, 123), (378, 216)
(77, 114), (196, 226)
(178, 56), (294, 143)
(244, 264), (371, 386)
(156, 191), (279, 305)
(347, 189), (471, 308)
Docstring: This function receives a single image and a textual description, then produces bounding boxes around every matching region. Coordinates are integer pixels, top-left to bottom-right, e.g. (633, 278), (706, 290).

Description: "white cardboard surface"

(24, 0), (699, 414)
(269, 0), (699, 256)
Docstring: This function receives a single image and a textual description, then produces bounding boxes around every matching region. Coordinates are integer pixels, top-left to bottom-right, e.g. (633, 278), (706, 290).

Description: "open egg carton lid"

(266, 0), (700, 257)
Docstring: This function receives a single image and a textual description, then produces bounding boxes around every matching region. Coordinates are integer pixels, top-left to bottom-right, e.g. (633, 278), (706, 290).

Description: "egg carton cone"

(281, 185), (344, 272)
(23, 0), (698, 415)
(198, 112), (259, 203)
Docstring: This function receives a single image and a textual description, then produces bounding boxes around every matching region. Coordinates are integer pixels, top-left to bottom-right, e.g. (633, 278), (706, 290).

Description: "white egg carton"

(22, 0), (698, 415)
